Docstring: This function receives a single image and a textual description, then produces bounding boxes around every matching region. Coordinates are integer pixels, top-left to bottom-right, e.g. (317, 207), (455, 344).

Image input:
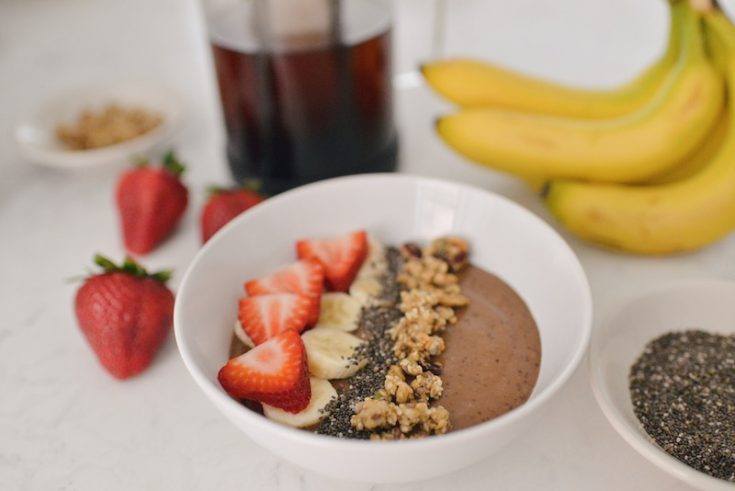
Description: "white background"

(0, 0), (727, 489)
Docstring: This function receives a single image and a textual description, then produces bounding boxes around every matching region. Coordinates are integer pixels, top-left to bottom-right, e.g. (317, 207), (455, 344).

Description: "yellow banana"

(543, 10), (735, 255)
(422, 4), (684, 118)
(649, 108), (729, 184)
(436, 6), (724, 184)
(648, 9), (732, 185)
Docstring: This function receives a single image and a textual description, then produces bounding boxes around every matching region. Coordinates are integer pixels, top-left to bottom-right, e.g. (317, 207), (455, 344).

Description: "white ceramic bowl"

(590, 280), (735, 491)
(15, 81), (183, 169)
(175, 174), (592, 482)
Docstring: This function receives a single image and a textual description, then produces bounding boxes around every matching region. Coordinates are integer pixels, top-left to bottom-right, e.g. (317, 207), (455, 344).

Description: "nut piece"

(411, 371), (443, 401)
(400, 242), (423, 259)
(438, 292), (469, 308)
(425, 405), (450, 434)
(426, 236), (470, 272)
(394, 382), (414, 404)
(399, 358), (424, 376)
(351, 399), (398, 431)
(436, 306), (457, 323)
(385, 366), (414, 403)
(373, 388), (391, 401)
(400, 289), (439, 312)
(395, 402), (451, 434)
(387, 364), (405, 380)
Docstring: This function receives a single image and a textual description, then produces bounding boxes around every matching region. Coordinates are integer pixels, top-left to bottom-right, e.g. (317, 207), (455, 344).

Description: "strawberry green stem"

(162, 150), (186, 177)
(205, 181), (266, 198)
(93, 254), (172, 283)
(205, 185), (229, 198)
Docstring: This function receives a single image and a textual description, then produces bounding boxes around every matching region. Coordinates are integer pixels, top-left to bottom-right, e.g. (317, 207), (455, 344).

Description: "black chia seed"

(629, 330), (735, 482)
(316, 248), (404, 439)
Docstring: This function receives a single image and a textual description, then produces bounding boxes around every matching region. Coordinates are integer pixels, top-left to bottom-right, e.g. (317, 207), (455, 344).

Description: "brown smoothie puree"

(438, 265), (541, 431)
(229, 261), (541, 434)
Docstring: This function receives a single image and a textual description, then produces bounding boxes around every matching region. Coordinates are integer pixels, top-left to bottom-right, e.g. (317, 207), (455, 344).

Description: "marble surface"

(1, 0), (729, 489)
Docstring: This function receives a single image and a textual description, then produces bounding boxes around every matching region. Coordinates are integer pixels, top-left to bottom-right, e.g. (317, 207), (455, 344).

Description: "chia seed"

(629, 330), (735, 482)
(316, 248), (404, 438)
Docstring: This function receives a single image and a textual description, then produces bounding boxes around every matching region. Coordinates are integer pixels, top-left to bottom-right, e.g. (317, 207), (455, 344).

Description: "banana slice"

(302, 328), (367, 379)
(349, 276), (385, 306)
(356, 234), (387, 280)
(315, 293), (362, 332)
(233, 320), (255, 349)
(262, 377), (337, 428)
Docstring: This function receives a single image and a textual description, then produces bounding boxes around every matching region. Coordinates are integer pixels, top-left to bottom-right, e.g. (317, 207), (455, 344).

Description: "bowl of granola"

(174, 174), (592, 482)
(14, 81), (183, 169)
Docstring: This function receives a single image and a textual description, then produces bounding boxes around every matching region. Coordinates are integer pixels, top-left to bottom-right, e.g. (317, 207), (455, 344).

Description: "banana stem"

(679, 4), (706, 64)
(689, 0), (715, 13)
(664, 3), (687, 64)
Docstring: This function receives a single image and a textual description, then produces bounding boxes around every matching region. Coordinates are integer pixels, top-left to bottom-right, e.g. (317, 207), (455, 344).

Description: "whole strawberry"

(200, 187), (264, 243)
(116, 151), (189, 255)
(74, 255), (175, 379)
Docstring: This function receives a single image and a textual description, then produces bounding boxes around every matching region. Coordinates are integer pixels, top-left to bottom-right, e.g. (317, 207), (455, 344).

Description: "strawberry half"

(244, 260), (324, 325)
(296, 230), (368, 292)
(116, 151), (189, 255)
(238, 293), (312, 345)
(74, 255), (174, 380)
(200, 187), (264, 244)
(218, 329), (310, 412)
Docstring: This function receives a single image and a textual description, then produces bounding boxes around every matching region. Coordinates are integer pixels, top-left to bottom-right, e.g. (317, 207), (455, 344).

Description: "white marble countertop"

(1, 0), (729, 489)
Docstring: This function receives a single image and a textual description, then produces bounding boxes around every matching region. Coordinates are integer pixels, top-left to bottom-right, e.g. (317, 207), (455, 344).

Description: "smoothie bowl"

(174, 174), (592, 482)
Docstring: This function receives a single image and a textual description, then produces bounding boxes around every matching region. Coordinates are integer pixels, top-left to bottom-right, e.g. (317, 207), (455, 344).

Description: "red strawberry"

(74, 255), (174, 380)
(200, 187), (264, 243)
(218, 329), (310, 412)
(238, 293), (312, 345)
(116, 151), (189, 255)
(244, 260), (324, 325)
(296, 230), (368, 292)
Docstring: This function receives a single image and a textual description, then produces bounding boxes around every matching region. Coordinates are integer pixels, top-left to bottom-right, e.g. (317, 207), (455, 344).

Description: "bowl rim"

(174, 173), (593, 449)
(589, 279), (735, 491)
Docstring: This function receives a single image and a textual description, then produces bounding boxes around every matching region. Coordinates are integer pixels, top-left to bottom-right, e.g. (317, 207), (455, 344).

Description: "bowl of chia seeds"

(590, 280), (735, 490)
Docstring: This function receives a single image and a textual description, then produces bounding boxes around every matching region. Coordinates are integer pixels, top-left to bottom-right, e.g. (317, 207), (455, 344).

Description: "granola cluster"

(351, 399), (450, 439)
(351, 237), (470, 440)
(56, 104), (162, 150)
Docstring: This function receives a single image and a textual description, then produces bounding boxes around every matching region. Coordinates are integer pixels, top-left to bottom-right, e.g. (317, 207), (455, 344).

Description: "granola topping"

(56, 103), (162, 150)
(425, 236), (470, 273)
(351, 236), (470, 439)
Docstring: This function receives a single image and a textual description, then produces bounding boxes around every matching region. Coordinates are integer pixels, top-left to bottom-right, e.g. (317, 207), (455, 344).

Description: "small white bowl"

(15, 81), (183, 169)
(590, 280), (735, 491)
(174, 174), (592, 482)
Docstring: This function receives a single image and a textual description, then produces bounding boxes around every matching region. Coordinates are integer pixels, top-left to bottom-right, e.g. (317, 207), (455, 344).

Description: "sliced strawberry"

(296, 230), (368, 292)
(245, 259), (324, 298)
(218, 330), (310, 412)
(238, 293), (312, 345)
(244, 260), (324, 325)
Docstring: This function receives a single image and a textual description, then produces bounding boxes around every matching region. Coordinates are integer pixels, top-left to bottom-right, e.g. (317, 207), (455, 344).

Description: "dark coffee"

(209, 1), (397, 193)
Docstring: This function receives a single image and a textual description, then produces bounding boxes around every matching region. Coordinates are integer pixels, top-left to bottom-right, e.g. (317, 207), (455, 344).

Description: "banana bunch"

(426, 3), (735, 254)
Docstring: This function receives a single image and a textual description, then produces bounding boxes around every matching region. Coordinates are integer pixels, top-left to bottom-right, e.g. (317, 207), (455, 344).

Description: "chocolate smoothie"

(437, 266), (541, 431)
